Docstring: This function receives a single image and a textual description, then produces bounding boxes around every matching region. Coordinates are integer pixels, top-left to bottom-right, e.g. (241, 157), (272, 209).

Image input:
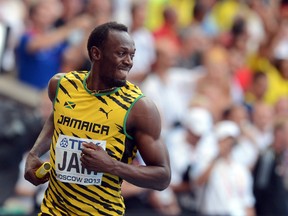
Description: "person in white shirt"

(127, 0), (156, 84)
(166, 107), (217, 214)
(167, 107), (215, 188)
(195, 121), (256, 216)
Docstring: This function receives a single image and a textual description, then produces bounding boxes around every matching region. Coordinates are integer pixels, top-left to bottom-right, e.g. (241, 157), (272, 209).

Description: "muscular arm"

(28, 112), (54, 158)
(24, 73), (62, 185)
(81, 97), (171, 190)
(30, 73), (63, 156)
(115, 97), (170, 190)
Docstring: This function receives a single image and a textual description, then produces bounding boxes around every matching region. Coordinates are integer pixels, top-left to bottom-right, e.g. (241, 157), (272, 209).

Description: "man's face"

(98, 30), (135, 88)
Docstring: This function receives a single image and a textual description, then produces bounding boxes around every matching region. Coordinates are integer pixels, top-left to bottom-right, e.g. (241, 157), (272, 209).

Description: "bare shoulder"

(133, 96), (159, 114)
(127, 96), (161, 139)
(48, 73), (66, 101)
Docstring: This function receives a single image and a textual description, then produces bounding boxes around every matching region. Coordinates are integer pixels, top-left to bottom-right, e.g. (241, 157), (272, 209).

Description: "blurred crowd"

(1, 0), (288, 215)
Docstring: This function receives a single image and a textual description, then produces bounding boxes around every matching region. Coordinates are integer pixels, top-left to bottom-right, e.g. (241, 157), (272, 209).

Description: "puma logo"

(99, 108), (112, 119)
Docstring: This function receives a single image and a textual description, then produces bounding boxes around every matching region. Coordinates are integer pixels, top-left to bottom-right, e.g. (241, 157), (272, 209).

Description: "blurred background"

(1, 0), (288, 215)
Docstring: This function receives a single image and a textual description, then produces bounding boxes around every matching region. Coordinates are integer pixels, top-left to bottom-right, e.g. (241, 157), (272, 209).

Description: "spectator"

(250, 102), (274, 152)
(227, 16), (253, 95)
(189, 0), (218, 38)
(176, 26), (208, 70)
(274, 96), (288, 117)
(248, 11), (288, 105)
(253, 116), (288, 215)
(140, 39), (182, 138)
(153, 5), (181, 55)
(127, 0), (156, 85)
(224, 104), (258, 170)
(196, 120), (255, 216)
(112, 0), (132, 26)
(85, 0), (113, 25)
(54, 0), (85, 27)
(167, 107), (216, 214)
(211, 0), (249, 34)
(53, 0), (90, 72)
(194, 45), (233, 121)
(67, 0), (115, 72)
(15, 0), (90, 90)
(244, 71), (268, 107)
(244, 0), (267, 54)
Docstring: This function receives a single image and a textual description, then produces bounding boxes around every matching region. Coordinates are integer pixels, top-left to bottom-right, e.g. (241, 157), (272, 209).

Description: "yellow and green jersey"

(40, 71), (144, 215)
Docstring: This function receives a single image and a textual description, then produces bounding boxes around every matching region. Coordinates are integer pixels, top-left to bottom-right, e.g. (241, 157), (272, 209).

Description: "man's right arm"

(24, 112), (54, 186)
(24, 73), (62, 185)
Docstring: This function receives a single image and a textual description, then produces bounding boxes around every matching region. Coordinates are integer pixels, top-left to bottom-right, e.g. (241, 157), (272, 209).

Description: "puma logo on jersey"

(64, 101), (76, 109)
(99, 108), (112, 119)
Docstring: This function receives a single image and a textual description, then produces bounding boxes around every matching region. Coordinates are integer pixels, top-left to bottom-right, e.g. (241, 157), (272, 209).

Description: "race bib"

(55, 134), (106, 185)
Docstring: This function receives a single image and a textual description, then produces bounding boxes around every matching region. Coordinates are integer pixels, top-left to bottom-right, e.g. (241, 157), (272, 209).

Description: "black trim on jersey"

(116, 124), (124, 134)
(58, 129), (64, 135)
(113, 135), (124, 144)
(121, 137), (137, 164)
(120, 89), (139, 101)
(72, 71), (84, 83)
(78, 183), (120, 199)
(124, 82), (141, 92)
(49, 176), (95, 215)
(69, 183), (123, 215)
(71, 132), (80, 138)
(96, 95), (108, 105)
(119, 94), (133, 104)
(64, 76), (78, 91)
(101, 181), (119, 192)
(107, 95), (129, 110)
(104, 175), (120, 185)
(59, 84), (71, 98)
(86, 134), (92, 139)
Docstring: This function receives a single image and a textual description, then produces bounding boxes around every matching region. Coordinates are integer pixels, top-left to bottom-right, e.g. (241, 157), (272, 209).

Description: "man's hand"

(80, 142), (115, 173)
(24, 152), (50, 186)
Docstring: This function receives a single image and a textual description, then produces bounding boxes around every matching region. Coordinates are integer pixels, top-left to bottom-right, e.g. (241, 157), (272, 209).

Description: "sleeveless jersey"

(40, 71), (144, 215)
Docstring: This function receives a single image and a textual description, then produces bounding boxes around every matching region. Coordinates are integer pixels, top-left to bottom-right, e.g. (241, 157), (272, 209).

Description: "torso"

(41, 71), (143, 215)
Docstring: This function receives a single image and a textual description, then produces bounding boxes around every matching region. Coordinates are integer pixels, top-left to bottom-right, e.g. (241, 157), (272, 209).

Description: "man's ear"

(91, 46), (101, 60)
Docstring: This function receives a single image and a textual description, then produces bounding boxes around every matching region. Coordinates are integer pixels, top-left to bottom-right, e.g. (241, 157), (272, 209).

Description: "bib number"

(55, 134), (106, 185)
